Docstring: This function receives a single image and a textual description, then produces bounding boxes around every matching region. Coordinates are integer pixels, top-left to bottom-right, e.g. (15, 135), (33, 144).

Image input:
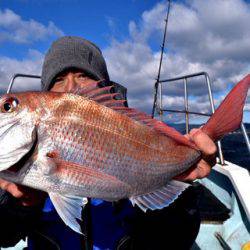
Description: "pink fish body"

(0, 75), (249, 233)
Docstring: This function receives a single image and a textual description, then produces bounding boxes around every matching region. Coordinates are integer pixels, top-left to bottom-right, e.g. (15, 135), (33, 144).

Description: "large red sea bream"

(0, 75), (249, 233)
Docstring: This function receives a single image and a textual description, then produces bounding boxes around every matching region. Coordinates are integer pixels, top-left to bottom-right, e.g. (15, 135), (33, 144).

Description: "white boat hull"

(193, 161), (250, 250)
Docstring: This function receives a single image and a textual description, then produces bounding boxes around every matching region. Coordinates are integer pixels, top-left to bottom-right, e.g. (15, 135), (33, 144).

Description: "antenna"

(151, 0), (171, 118)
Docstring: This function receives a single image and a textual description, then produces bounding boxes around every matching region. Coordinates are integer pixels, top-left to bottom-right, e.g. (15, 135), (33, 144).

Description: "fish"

(0, 75), (249, 233)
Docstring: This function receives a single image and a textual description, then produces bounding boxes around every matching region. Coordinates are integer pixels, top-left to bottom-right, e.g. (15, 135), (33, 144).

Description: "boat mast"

(152, 0), (171, 118)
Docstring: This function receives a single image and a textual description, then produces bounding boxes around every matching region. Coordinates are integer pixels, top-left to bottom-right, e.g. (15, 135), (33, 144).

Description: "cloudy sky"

(0, 0), (249, 123)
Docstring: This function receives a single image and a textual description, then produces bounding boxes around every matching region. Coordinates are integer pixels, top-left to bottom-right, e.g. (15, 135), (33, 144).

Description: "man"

(0, 36), (216, 249)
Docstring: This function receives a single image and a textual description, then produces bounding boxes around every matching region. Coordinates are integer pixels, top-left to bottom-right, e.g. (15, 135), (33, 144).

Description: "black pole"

(151, 0), (171, 118)
(81, 198), (92, 250)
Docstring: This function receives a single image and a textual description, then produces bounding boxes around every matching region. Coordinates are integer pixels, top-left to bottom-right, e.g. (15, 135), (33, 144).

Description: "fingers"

(0, 178), (46, 206)
(0, 179), (25, 198)
(175, 128), (217, 182)
(189, 128), (217, 169)
(175, 159), (213, 181)
(189, 128), (217, 155)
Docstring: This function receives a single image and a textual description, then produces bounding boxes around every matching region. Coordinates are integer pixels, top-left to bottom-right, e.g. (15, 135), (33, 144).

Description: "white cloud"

(128, 2), (166, 42)
(104, 0), (250, 123)
(0, 8), (63, 93)
(0, 50), (43, 93)
(0, 9), (64, 44)
(166, 0), (250, 62)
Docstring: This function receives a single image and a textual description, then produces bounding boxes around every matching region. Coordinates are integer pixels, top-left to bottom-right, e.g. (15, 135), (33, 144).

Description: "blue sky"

(0, 0), (158, 58)
(0, 0), (249, 123)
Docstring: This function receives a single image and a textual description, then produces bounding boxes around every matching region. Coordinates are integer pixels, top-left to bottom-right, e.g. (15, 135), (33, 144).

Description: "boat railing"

(151, 71), (250, 165)
(7, 73), (41, 94)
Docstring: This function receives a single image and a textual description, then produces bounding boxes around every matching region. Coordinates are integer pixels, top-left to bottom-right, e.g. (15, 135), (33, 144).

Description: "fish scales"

(48, 94), (196, 165)
(39, 93), (199, 194)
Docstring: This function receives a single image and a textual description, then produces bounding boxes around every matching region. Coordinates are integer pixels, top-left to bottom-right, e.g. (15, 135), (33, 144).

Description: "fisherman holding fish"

(0, 35), (246, 250)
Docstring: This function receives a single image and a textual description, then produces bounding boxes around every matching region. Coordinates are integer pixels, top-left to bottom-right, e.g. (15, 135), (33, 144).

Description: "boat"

(152, 71), (250, 250)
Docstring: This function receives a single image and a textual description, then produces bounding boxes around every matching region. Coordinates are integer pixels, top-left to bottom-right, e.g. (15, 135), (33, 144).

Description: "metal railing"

(7, 73), (41, 93)
(152, 71), (250, 164)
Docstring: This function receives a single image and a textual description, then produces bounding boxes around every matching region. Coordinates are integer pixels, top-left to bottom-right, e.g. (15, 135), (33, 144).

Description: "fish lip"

(5, 128), (38, 174)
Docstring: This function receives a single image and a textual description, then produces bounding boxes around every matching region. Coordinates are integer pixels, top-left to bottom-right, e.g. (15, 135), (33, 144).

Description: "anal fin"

(49, 192), (88, 234)
(130, 180), (190, 212)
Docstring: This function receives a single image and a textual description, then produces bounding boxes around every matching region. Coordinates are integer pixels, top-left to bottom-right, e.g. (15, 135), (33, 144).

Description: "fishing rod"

(151, 0), (171, 118)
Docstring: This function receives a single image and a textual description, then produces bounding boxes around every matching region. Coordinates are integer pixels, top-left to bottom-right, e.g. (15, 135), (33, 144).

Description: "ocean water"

(172, 123), (250, 170)
(221, 129), (250, 169)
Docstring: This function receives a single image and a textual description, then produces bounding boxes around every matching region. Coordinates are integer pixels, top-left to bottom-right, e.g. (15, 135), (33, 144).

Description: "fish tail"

(201, 75), (250, 141)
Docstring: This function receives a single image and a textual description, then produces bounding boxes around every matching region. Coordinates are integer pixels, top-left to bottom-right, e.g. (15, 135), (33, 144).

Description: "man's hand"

(175, 128), (217, 181)
(0, 179), (46, 206)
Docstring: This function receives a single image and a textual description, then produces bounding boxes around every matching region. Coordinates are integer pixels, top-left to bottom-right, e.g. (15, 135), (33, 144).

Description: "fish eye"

(4, 102), (12, 112)
(1, 98), (19, 113)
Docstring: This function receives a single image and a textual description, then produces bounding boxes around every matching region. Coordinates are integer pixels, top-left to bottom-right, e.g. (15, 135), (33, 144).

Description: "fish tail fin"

(202, 75), (250, 141)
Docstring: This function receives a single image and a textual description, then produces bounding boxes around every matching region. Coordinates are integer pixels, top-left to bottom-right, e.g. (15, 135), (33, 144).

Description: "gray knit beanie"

(41, 36), (110, 90)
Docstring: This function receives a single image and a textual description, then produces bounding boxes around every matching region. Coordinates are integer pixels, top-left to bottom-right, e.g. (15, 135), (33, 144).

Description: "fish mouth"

(6, 130), (38, 174)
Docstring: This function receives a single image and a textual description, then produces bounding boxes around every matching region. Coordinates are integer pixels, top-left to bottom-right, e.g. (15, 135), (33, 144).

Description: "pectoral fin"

(49, 192), (88, 234)
(130, 180), (190, 212)
(50, 156), (130, 197)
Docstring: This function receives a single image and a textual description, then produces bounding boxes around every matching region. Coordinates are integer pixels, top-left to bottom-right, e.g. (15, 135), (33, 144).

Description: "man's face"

(50, 69), (97, 93)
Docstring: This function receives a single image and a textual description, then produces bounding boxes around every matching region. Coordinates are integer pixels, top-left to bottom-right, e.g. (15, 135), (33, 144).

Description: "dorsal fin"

(87, 86), (114, 98)
(72, 79), (99, 96)
(73, 80), (127, 108)
(72, 81), (197, 149)
(113, 107), (197, 149)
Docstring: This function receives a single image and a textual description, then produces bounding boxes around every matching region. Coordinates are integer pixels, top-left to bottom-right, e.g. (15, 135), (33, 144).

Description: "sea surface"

(172, 123), (250, 170)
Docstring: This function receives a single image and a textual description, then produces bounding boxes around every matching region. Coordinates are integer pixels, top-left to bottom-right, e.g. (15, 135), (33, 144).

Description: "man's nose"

(65, 74), (77, 92)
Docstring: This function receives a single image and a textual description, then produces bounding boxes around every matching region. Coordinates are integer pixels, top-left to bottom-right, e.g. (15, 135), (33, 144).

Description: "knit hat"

(41, 36), (110, 90)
